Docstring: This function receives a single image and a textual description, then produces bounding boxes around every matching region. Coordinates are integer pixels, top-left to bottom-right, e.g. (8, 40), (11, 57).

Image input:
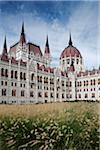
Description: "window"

(11, 82), (13, 86)
(51, 93), (53, 98)
(12, 90), (16, 96)
(38, 92), (42, 97)
(1, 68), (4, 76)
(80, 81), (82, 86)
(24, 73), (26, 80)
(5, 81), (7, 86)
(56, 93), (59, 98)
(45, 92), (48, 98)
(77, 59), (79, 64)
(93, 79), (95, 85)
(30, 91), (34, 97)
(85, 93), (88, 98)
(69, 81), (72, 87)
(11, 70), (13, 78)
(67, 59), (70, 64)
(15, 71), (17, 79)
(62, 94), (64, 99)
(79, 94), (81, 98)
(98, 79), (100, 84)
(1, 81), (3, 85)
(20, 72), (23, 80)
(5, 69), (8, 77)
(2, 89), (6, 96)
(21, 90), (24, 97)
(92, 93), (95, 98)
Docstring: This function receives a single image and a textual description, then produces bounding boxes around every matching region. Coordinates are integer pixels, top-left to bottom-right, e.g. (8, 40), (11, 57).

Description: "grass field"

(0, 102), (99, 150)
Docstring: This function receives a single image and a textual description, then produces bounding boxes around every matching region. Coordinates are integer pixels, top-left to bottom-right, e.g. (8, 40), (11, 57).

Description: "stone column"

(17, 61), (20, 104)
(26, 61), (30, 103)
(8, 59), (11, 103)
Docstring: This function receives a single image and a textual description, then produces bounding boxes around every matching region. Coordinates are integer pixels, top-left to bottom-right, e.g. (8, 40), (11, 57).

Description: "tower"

(60, 33), (85, 73)
(16, 22), (28, 61)
(1, 36), (8, 61)
(44, 35), (51, 66)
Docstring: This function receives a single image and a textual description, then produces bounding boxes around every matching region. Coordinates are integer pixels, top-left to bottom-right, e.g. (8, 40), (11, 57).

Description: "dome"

(60, 34), (82, 59)
(60, 46), (82, 59)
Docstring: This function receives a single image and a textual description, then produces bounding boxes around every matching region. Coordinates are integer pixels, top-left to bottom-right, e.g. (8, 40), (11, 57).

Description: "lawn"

(0, 102), (99, 150)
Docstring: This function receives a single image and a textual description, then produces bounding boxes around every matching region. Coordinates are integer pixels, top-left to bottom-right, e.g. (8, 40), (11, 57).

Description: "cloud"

(0, 1), (99, 70)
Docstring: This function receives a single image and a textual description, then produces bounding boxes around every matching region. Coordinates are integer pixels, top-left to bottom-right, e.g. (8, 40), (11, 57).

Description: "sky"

(0, 1), (100, 69)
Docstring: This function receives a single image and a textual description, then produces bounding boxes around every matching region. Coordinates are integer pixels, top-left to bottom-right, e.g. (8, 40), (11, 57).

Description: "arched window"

(92, 93), (95, 98)
(15, 71), (17, 79)
(30, 91), (34, 97)
(20, 72), (23, 80)
(24, 73), (26, 80)
(1, 68), (4, 76)
(5, 69), (8, 77)
(11, 70), (13, 78)
(31, 73), (34, 81)
(21, 90), (24, 97)
(12, 90), (16, 96)
(2, 89), (6, 96)
(45, 92), (48, 97)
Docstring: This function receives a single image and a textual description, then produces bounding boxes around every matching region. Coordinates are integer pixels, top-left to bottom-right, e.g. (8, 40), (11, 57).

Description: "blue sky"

(0, 1), (99, 69)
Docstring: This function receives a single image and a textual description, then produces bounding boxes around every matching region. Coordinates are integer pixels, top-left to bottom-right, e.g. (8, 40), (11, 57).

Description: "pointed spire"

(46, 35), (49, 48)
(19, 22), (26, 44)
(44, 35), (50, 54)
(21, 22), (24, 35)
(2, 36), (7, 55)
(69, 33), (72, 46)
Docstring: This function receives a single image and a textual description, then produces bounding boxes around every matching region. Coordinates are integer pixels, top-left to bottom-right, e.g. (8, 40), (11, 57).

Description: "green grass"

(0, 102), (99, 150)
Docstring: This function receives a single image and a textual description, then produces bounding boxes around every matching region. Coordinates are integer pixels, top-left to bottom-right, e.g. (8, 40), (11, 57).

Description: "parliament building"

(0, 23), (100, 104)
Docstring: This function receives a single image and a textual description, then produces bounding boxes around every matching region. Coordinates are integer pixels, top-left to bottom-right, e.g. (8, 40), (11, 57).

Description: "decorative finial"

(21, 22), (24, 34)
(69, 33), (72, 46)
(46, 35), (49, 48)
(44, 35), (50, 54)
(3, 36), (7, 50)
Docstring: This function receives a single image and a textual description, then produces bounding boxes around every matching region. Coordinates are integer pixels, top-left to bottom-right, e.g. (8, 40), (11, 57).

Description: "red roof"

(9, 42), (19, 53)
(60, 46), (82, 59)
(28, 42), (43, 57)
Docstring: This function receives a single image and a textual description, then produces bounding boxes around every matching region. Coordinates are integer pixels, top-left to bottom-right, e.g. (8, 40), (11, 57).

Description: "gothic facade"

(0, 23), (100, 104)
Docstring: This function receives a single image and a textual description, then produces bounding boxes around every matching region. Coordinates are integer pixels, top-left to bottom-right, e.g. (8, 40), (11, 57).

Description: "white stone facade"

(0, 25), (100, 104)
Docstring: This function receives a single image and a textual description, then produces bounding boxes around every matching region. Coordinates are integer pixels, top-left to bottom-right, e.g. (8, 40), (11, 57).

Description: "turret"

(16, 22), (28, 61)
(2, 36), (7, 56)
(68, 33), (73, 46)
(44, 35), (51, 66)
(44, 35), (50, 56)
(19, 22), (26, 44)
(1, 36), (8, 61)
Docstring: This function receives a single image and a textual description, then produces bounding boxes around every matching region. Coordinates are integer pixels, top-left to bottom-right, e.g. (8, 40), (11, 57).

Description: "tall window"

(85, 93), (88, 98)
(30, 91), (34, 97)
(20, 72), (23, 80)
(12, 90), (16, 96)
(21, 90), (24, 97)
(15, 71), (17, 79)
(11, 70), (13, 78)
(1, 68), (4, 76)
(38, 92), (42, 97)
(5, 69), (8, 77)
(24, 73), (26, 80)
(92, 93), (95, 98)
(2, 89), (6, 96)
